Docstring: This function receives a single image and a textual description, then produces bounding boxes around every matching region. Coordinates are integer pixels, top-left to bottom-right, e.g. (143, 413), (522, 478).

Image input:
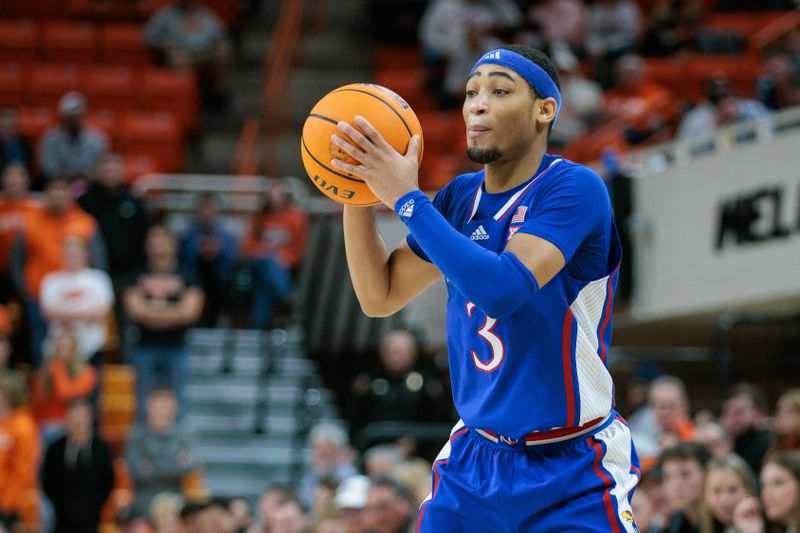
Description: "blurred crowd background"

(0, 0), (798, 532)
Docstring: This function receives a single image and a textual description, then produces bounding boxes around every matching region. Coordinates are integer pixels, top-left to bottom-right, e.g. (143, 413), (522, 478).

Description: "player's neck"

(483, 143), (546, 193)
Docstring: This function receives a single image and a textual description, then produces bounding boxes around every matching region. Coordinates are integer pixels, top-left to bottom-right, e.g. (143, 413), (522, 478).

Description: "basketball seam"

(308, 113), (338, 126)
(329, 88), (413, 136)
(300, 135), (366, 184)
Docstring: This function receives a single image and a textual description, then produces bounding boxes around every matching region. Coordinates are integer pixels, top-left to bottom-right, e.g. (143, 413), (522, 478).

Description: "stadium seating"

(140, 67), (200, 132)
(42, 21), (98, 64)
(29, 64), (83, 108)
(82, 65), (138, 115)
(98, 23), (151, 65)
(0, 63), (27, 107)
(121, 110), (184, 172)
(0, 19), (37, 63)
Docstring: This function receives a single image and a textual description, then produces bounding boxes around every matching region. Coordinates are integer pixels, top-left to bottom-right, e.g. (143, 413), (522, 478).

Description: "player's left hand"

(331, 116), (421, 208)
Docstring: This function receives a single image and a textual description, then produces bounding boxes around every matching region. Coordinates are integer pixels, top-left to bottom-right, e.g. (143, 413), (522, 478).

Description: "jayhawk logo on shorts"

(621, 510), (638, 532)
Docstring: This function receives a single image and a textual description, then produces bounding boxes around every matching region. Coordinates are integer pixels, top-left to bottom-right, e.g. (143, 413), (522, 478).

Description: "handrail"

(751, 9), (800, 51)
(262, 0), (306, 176)
(230, 116), (261, 175)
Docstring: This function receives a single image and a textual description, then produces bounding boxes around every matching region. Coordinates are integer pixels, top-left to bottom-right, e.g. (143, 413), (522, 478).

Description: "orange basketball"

(301, 83), (424, 206)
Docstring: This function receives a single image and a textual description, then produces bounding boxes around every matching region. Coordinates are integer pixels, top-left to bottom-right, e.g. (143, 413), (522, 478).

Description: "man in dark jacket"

(78, 152), (149, 356)
(42, 396), (115, 533)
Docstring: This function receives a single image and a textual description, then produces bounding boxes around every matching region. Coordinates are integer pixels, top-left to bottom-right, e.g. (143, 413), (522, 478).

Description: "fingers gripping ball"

(301, 83), (424, 206)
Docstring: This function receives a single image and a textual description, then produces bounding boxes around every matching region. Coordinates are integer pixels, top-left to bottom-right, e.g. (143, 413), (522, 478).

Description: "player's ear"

(535, 97), (557, 128)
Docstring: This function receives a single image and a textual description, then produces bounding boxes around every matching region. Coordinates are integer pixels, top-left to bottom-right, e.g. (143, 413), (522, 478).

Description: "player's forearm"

(343, 206), (397, 316)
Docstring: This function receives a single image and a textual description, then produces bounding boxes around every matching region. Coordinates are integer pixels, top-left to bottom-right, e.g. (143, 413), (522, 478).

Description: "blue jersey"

(408, 154), (622, 438)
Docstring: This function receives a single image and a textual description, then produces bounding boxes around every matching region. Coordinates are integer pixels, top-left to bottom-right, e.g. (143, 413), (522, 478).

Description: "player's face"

(463, 65), (539, 164)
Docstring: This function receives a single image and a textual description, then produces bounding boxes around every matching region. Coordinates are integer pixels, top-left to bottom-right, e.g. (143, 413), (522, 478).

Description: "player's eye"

(465, 89), (478, 98)
(493, 88), (509, 96)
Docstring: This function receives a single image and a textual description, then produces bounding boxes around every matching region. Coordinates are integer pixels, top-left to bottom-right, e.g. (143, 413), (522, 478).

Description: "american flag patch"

(511, 206), (527, 224)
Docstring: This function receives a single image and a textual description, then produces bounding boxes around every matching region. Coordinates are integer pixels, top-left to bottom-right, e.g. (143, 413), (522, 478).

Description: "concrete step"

(187, 413), (303, 435)
(196, 443), (294, 465)
(188, 353), (316, 376)
(204, 473), (290, 501)
(299, 32), (372, 70)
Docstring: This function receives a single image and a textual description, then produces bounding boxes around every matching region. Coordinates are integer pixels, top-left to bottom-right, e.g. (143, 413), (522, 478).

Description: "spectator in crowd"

(0, 370), (39, 530)
(249, 484), (293, 533)
(733, 451), (800, 533)
(0, 164), (37, 303)
(721, 383), (772, 476)
(641, 0), (703, 57)
(756, 49), (800, 112)
(585, 0), (642, 87)
(363, 477), (413, 533)
(42, 396), (114, 533)
(148, 491), (185, 533)
(390, 457), (433, 512)
(124, 224), (203, 418)
(677, 77), (770, 142)
(144, 0), (233, 106)
(270, 496), (309, 533)
(661, 442), (711, 533)
(639, 469), (670, 533)
(12, 177), (105, 367)
(40, 235), (114, 362)
(418, 0), (521, 107)
(770, 388), (800, 457)
(700, 454), (756, 533)
(632, 483), (665, 533)
(39, 92), (109, 186)
(603, 54), (674, 145)
(78, 152), (149, 357)
(115, 505), (156, 533)
(548, 51), (604, 147)
(363, 445), (405, 479)
(632, 375), (695, 462)
(298, 422), (358, 510)
(126, 386), (198, 511)
(241, 180), (308, 329)
(315, 513), (348, 533)
(350, 329), (444, 445)
(694, 420), (734, 459)
(526, 0), (586, 55)
(0, 307), (11, 371)
(180, 192), (237, 327)
(32, 328), (98, 446)
(0, 108), (31, 171)
(180, 498), (244, 533)
(334, 475), (370, 533)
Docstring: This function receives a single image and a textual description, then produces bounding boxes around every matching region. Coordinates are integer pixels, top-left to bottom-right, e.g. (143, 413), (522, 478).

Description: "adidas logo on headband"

(482, 51), (501, 61)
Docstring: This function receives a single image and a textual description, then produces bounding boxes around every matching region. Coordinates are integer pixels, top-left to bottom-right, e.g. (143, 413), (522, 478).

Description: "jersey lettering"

(466, 301), (505, 372)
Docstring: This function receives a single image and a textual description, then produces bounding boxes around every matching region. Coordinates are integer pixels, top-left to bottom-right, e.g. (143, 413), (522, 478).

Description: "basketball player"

(331, 45), (640, 531)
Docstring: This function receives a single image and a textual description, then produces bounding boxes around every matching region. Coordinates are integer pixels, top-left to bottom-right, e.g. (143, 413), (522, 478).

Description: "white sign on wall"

(632, 131), (800, 321)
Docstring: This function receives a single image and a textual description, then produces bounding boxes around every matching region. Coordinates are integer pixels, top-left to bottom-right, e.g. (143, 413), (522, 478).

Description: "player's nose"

(468, 93), (489, 115)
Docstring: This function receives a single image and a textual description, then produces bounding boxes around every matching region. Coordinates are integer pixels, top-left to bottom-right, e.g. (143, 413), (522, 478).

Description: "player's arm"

(343, 205), (441, 317)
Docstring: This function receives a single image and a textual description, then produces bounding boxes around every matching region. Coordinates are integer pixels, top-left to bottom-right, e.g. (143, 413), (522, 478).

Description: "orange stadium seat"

(374, 46), (422, 70)
(0, 64), (28, 107)
(29, 64), (82, 108)
(16, 107), (55, 145)
(121, 111), (184, 172)
(140, 67), (200, 132)
(42, 21), (99, 64)
(122, 153), (160, 186)
(83, 65), (138, 114)
(10, 0), (66, 18)
(417, 110), (465, 153)
(374, 66), (435, 112)
(0, 20), (38, 63)
(100, 23), (152, 65)
(86, 109), (119, 147)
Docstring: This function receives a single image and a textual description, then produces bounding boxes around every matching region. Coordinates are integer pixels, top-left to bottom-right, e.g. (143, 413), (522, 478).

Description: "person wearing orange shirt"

(240, 180), (308, 329)
(32, 328), (98, 447)
(0, 370), (40, 530)
(0, 164), (38, 303)
(603, 54), (674, 145)
(10, 177), (106, 368)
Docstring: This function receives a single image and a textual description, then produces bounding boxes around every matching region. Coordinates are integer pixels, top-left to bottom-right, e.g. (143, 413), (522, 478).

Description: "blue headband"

(469, 49), (561, 126)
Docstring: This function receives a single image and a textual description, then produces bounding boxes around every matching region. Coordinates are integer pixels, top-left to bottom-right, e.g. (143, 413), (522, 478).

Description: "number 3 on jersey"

(466, 302), (505, 372)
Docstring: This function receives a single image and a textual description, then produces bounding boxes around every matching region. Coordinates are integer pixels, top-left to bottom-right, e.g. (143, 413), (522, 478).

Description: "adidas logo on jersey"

(470, 225), (489, 240)
(397, 199), (414, 218)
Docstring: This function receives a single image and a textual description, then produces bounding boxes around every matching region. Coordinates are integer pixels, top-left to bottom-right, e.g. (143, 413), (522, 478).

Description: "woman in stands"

(700, 453), (756, 533)
(734, 451), (800, 533)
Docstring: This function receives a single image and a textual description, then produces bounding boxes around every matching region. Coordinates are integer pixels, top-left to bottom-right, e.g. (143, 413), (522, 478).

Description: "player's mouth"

(467, 125), (490, 139)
